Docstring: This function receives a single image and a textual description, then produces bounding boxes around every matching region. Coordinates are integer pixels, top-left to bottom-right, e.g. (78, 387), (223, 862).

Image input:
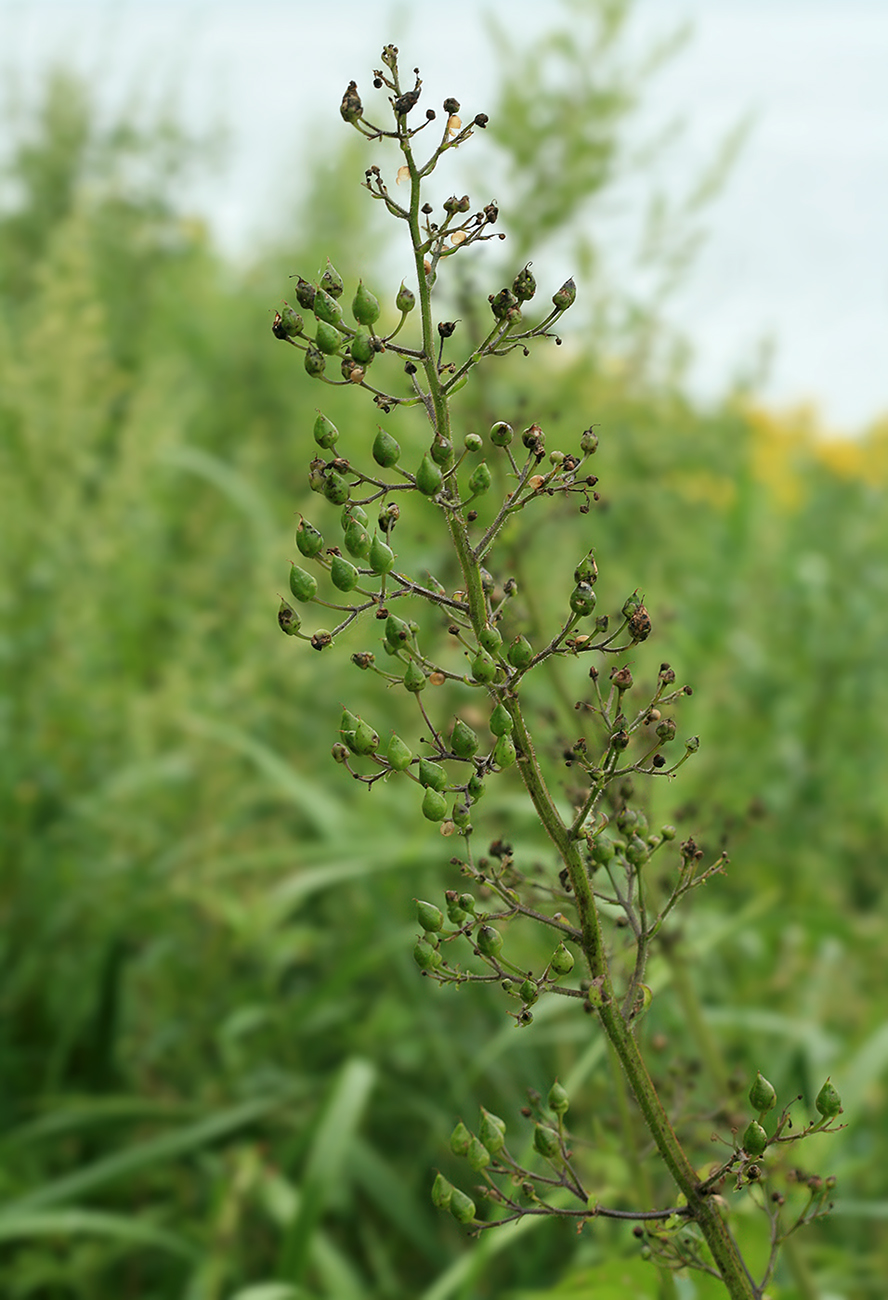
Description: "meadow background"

(1, 2), (887, 1298)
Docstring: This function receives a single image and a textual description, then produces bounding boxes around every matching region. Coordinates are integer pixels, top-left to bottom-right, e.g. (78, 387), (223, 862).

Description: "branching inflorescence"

(273, 46), (843, 1300)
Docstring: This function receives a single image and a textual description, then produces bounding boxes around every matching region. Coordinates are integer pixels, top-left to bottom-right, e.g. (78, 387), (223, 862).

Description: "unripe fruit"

(384, 614), (411, 649)
(742, 1121), (768, 1157)
(569, 583), (597, 617)
(319, 260), (343, 299)
(293, 276), (316, 310)
(457, 893), (475, 913)
(386, 733), (413, 771)
(416, 899), (444, 931)
(512, 264), (536, 301)
(490, 287), (518, 319)
(519, 979), (538, 1004)
(552, 277), (577, 310)
(430, 435), (453, 468)
(479, 624), (503, 654)
(489, 702), (513, 736)
(573, 551), (598, 585)
(343, 517), (370, 560)
(550, 943), (574, 976)
(451, 719), (479, 758)
(479, 1109), (506, 1154)
(422, 786), (448, 822)
(403, 659), (427, 693)
(467, 461), (492, 496)
(656, 718), (677, 742)
(476, 924), (503, 958)
(467, 773), (486, 801)
(339, 707), (359, 742)
(591, 836), (615, 865)
(464, 432), (483, 453)
(323, 470), (350, 506)
(468, 1136), (490, 1171)
(533, 1124), (560, 1159)
(449, 1121), (472, 1156)
(330, 554), (359, 591)
(369, 427), (400, 470)
(414, 939), (441, 971)
(331, 741), (349, 763)
(580, 427), (599, 454)
(507, 635), (533, 670)
(343, 503), (368, 528)
(304, 345), (326, 378)
(278, 599), (301, 635)
(368, 534), (395, 574)
(451, 801), (471, 829)
(815, 1079), (843, 1119)
(289, 564), (318, 602)
(749, 1072), (777, 1115)
(396, 282), (415, 313)
(315, 320), (342, 355)
(448, 1187), (476, 1224)
(489, 420), (513, 447)
(416, 453), (444, 496)
(431, 1172), (452, 1208)
(471, 649), (497, 683)
(279, 304), (303, 336)
(351, 717), (379, 755)
(352, 281), (380, 326)
(296, 517), (324, 558)
(493, 734), (517, 768)
(548, 1081), (570, 1117)
(350, 327), (376, 366)
(313, 286), (342, 324)
(418, 758), (446, 791)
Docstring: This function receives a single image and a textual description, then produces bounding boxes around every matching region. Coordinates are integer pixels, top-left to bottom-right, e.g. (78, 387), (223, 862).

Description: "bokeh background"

(1, 1), (887, 1298)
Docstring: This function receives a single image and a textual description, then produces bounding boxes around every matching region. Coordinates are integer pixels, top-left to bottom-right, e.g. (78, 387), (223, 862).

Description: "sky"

(1, 0), (886, 433)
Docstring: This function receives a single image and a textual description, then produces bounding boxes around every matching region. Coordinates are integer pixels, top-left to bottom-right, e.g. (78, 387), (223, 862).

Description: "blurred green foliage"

(1, 11), (887, 1298)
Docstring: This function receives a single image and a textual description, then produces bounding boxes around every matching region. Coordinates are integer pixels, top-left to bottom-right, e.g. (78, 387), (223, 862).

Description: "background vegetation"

(1, 8), (886, 1298)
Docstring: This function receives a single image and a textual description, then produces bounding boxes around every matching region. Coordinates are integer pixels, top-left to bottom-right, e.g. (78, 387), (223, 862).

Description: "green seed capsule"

(422, 786), (448, 822)
(464, 432), (483, 453)
(296, 517), (324, 558)
(418, 757), (446, 791)
(489, 420), (513, 447)
(323, 470), (350, 506)
(815, 1079), (843, 1119)
(293, 276), (316, 310)
(430, 435), (453, 468)
(468, 461), (492, 496)
(351, 717), (379, 755)
(519, 978), (538, 1005)
(279, 304), (303, 336)
(749, 1072), (777, 1115)
(573, 551), (598, 585)
(319, 260), (344, 299)
(431, 1172), (452, 1208)
(479, 1109), (506, 1154)
(552, 277), (577, 310)
(507, 635), (533, 669)
(278, 599), (301, 635)
(448, 1187), (476, 1224)
(330, 554), (359, 591)
(490, 287), (518, 319)
(372, 427), (401, 468)
(368, 534), (395, 574)
(403, 659), (427, 693)
(314, 416), (338, 452)
(742, 1121), (768, 1157)
(314, 286), (342, 325)
(467, 774), (485, 802)
(493, 734), (516, 768)
(489, 703), (513, 736)
(477, 925), (503, 958)
(304, 345), (326, 378)
(414, 939), (441, 971)
(548, 1081), (570, 1116)
(471, 649), (497, 683)
(569, 583), (597, 617)
(396, 282), (416, 313)
(342, 503), (367, 529)
(478, 624), (503, 655)
(512, 264), (536, 302)
(289, 564), (318, 602)
(468, 1136), (490, 1171)
(591, 836), (615, 865)
(384, 614), (411, 649)
(352, 282), (380, 327)
(534, 1124), (560, 1159)
(550, 942), (574, 976)
(343, 517), (370, 560)
(580, 427), (599, 454)
(386, 733), (413, 771)
(449, 1121), (472, 1157)
(350, 326), (376, 366)
(416, 453), (444, 496)
(416, 899), (444, 931)
(451, 719), (479, 759)
(315, 319), (342, 355)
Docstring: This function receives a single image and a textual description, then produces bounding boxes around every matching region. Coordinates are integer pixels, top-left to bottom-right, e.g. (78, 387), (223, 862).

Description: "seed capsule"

(403, 659), (427, 693)
(533, 1124), (560, 1159)
(573, 551), (598, 585)
(468, 461), (492, 496)
(489, 702), (513, 736)
(396, 282), (416, 313)
(277, 599), (301, 635)
(296, 517), (324, 558)
(289, 564), (318, 602)
(431, 1172), (452, 1209)
(451, 719), (479, 759)
(323, 470), (350, 506)
(467, 773), (485, 801)
(550, 942), (574, 976)
(742, 1121), (768, 1157)
(343, 517), (370, 560)
(293, 276), (316, 310)
(749, 1072), (778, 1115)
(422, 786), (448, 822)
(479, 1109), (506, 1154)
(471, 649), (497, 683)
(339, 80), (363, 124)
(368, 534), (395, 574)
(314, 286), (343, 325)
(493, 734), (517, 768)
(490, 287), (518, 319)
(351, 717), (379, 755)
(313, 413), (339, 449)
(467, 1136), (490, 1171)
(489, 421), (513, 447)
(512, 264), (537, 301)
(815, 1079), (843, 1119)
(373, 427), (401, 468)
(569, 583), (597, 617)
(319, 260), (344, 299)
(580, 427), (599, 454)
(315, 320), (342, 355)
(386, 733), (413, 771)
(330, 554), (359, 592)
(548, 1081), (570, 1117)
(552, 278), (577, 310)
(350, 327), (376, 366)
(507, 635), (533, 670)
(519, 979), (538, 1005)
(343, 503), (367, 528)
(416, 453), (444, 496)
(416, 899), (444, 931)
(449, 1121), (472, 1156)
(448, 1187), (476, 1224)
(464, 432), (483, 453)
(304, 346), (326, 378)
(418, 757), (446, 791)
(476, 924), (503, 958)
(384, 614), (411, 649)
(279, 304), (303, 336)
(413, 939), (441, 971)
(352, 281), (381, 326)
